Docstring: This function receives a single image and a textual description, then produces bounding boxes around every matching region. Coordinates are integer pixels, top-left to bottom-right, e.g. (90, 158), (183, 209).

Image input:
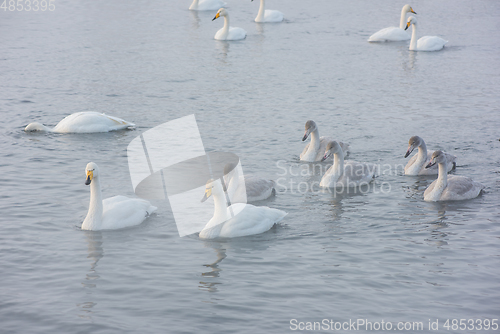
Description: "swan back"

(53, 112), (135, 133)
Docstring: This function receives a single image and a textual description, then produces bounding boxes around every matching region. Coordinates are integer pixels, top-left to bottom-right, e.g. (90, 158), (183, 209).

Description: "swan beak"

(404, 146), (414, 158)
(302, 130), (310, 141)
(85, 170), (93, 185)
(201, 187), (212, 202)
(425, 160), (436, 169)
(321, 152), (331, 162)
(212, 13), (220, 21)
(410, 8), (417, 14)
(405, 22), (410, 31)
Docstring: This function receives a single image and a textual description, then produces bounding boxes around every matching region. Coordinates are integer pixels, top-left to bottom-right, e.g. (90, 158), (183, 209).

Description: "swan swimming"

(189, 0), (226, 11)
(404, 136), (456, 176)
(424, 151), (484, 202)
(405, 16), (447, 51)
(300, 120), (349, 162)
(319, 141), (376, 188)
(252, 0), (284, 23)
(223, 163), (275, 203)
(212, 8), (247, 41)
(82, 162), (157, 231)
(25, 111), (135, 133)
(368, 4), (416, 42)
(199, 179), (286, 239)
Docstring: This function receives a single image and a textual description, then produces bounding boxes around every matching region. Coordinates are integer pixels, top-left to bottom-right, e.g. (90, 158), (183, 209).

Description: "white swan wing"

(101, 195), (156, 230)
(53, 112), (135, 133)
(368, 27), (410, 42)
(263, 9), (284, 22)
(227, 27), (247, 41)
(217, 204), (286, 238)
(417, 36), (447, 51)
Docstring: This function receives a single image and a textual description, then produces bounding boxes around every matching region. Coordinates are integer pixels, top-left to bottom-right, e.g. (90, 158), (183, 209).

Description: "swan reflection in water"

(77, 231), (104, 319)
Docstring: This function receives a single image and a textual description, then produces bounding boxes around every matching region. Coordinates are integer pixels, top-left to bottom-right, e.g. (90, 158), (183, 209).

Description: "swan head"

(201, 179), (224, 202)
(25, 122), (48, 132)
(405, 16), (417, 30)
(403, 4), (417, 15)
(212, 8), (227, 21)
(302, 120), (317, 141)
(405, 135), (423, 158)
(321, 141), (341, 161)
(425, 150), (445, 169)
(85, 162), (100, 185)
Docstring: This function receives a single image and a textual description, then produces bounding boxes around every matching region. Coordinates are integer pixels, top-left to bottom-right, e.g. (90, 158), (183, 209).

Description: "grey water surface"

(1, 0), (499, 333)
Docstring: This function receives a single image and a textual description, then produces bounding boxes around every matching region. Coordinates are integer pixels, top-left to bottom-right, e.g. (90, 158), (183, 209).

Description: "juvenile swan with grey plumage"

(404, 136), (456, 175)
(423, 151), (484, 201)
(319, 141), (375, 188)
(300, 120), (349, 162)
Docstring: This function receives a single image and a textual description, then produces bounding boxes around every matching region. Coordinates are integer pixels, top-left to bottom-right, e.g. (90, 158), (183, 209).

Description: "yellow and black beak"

(405, 21), (411, 31)
(201, 186), (212, 202)
(85, 170), (93, 185)
(212, 13), (220, 21)
(410, 7), (417, 14)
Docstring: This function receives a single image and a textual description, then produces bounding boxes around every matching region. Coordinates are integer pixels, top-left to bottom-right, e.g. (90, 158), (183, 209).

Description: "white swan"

(82, 162), (157, 231)
(25, 111), (135, 133)
(199, 179), (286, 239)
(223, 163), (275, 203)
(424, 151), (484, 201)
(300, 120), (349, 162)
(189, 0), (226, 11)
(319, 141), (375, 188)
(252, 0), (284, 23)
(212, 8), (247, 41)
(405, 16), (447, 51)
(368, 4), (416, 42)
(404, 136), (456, 176)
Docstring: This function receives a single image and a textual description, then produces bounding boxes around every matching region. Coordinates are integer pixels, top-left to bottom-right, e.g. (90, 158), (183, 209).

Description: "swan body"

(424, 151), (484, 202)
(224, 163), (275, 203)
(252, 0), (284, 23)
(189, 0), (226, 11)
(368, 4), (416, 42)
(213, 8), (247, 41)
(404, 136), (456, 175)
(300, 120), (349, 162)
(199, 179), (286, 239)
(25, 111), (135, 133)
(82, 162), (156, 231)
(405, 16), (447, 51)
(319, 141), (375, 188)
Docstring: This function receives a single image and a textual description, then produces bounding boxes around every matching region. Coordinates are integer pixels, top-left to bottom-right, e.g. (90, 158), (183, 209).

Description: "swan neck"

(83, 178), (103, 229)
(399, 7), (407, 29)
(416, 143), (427, 165)
(436, 162), (448, 189)
(410, 24), (418, 50)
(257, 0), (265, 20)
(205, 188), (230, 230)
(223, 14), (230, 33)
(333, 152), (344, 177)
(310, 129), (320, 151)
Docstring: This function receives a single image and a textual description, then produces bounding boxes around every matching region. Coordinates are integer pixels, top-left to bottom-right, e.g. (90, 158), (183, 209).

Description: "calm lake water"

(1, 0), (499, 333)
